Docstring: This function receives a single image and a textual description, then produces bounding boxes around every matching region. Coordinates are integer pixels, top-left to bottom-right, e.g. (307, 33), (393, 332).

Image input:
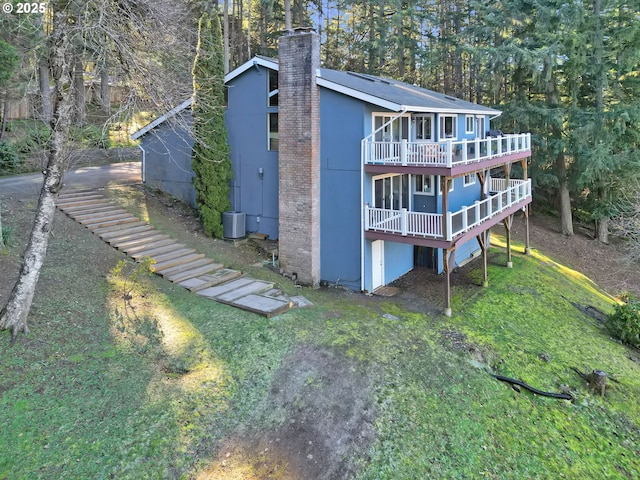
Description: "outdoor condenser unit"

(222, 212), (246, 239)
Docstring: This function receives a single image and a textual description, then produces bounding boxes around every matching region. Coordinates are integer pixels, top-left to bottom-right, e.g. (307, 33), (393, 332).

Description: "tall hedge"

(191, 11), (232, 238)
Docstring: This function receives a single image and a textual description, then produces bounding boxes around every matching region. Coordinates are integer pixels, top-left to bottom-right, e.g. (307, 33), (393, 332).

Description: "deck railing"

(365, 179), (531, 241)
(363, 133), (531, 168)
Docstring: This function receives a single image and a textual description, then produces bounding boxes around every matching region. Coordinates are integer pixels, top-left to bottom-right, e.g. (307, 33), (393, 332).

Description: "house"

(132, 28), (532, 316)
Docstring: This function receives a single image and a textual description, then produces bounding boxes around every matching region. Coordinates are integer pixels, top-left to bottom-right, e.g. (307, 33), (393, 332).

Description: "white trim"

(225, 56), (278, 83)
(439, 114), (458, 141)
(465, 115), (474, 134)
(463, 173), (476, 187)
(131, 98), (193, 140)
(414, 174), (435, 196)
(317, 77), (403, 112)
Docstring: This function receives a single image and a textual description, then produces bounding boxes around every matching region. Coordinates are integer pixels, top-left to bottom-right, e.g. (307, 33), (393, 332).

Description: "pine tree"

(191, 11), (233, 238)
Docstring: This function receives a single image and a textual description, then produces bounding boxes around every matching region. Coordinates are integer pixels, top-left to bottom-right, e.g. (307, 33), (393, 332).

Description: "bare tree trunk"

(0, 197), (4, 251)
(284, 0), (292, 30)
(99, 62), (110, 113)
(597, 216), (609, 243)
(73, 55), (85, 125)
(223, 0), (229, 74)
(0, 93), (8, 142)
(0, 5), (73, 344)
(39, 55), (52, 123)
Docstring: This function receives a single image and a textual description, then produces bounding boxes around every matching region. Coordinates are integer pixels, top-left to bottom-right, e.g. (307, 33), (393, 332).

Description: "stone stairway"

(55, 190), (303, 318)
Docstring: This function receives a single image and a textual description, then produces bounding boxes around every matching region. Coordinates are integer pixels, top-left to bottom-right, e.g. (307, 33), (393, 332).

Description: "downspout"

(360, 107), (408, 293)
(138, 145), (146, 183)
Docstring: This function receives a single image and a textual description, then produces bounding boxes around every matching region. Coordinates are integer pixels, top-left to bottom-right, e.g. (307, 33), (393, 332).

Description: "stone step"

(230, 294), (293, 318)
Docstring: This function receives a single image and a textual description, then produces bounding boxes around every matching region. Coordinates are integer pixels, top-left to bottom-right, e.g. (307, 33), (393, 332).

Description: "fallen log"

(492, 374), (573, 400)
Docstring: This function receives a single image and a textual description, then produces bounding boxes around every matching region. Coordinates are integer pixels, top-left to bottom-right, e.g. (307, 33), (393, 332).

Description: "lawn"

(1, 186), (638, 479)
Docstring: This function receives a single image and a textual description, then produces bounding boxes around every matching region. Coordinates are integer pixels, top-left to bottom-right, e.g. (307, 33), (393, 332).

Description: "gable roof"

(225, 55), (500, 116)
(131, 98), (193, 140)
(134, 56), (500, 139)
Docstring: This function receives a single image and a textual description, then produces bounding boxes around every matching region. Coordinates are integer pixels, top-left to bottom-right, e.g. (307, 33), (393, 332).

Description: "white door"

(372, 240), (384, 290)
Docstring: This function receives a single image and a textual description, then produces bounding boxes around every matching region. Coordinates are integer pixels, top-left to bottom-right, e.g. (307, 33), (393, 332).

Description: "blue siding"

(384, 241), (413, 284)
(141, 111), (196, 207)
(319, 89), (370, 290)
(225, 66), (279, 239)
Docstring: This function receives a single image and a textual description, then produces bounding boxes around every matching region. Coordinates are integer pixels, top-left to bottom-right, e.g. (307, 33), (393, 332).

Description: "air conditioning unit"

(222, 212), (246, 239)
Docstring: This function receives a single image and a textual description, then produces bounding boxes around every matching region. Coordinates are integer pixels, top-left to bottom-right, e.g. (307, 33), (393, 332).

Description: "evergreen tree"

(191, 11), (233, 238)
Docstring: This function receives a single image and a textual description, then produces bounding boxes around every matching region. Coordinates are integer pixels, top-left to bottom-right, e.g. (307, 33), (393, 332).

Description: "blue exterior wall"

(225, 65), (279, 239)
(319, 89), (370, 289)
(141, 111), (196, 207)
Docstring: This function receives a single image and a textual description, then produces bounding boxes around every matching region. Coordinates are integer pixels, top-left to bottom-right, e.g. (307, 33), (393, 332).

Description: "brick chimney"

(278, 28), (321, 286)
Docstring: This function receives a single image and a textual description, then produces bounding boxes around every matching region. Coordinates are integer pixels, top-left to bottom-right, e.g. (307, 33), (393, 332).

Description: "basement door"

(372, 240), (384, 291)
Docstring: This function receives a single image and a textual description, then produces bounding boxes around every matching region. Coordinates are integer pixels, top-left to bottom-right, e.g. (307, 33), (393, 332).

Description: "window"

(414, 175), (435, 195)
(439, 176), (454, 194)
(268, 70), (278, 106)
(374, 114), (409, 142)
(465, 115), (474, 134)
(373, 174), (409, 210)
(268, 113), (278, 150)
(413, 115), (434, 141)
(464, 173), (476, 187)
(439, 115), (457, 140)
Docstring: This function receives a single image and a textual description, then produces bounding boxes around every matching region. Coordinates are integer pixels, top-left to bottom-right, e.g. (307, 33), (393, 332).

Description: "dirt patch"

(201, 345), (376, 480)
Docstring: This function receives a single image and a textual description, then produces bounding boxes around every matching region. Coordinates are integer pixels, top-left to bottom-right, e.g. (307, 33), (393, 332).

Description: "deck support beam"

(443, 247), (455, 317)
(521, 158), (531, 255)
(503, 214), (514, 268)
(477, 229), (490, 287)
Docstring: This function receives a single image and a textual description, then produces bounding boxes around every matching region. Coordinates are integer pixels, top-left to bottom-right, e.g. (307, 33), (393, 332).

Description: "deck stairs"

(55, 190), (305, 318)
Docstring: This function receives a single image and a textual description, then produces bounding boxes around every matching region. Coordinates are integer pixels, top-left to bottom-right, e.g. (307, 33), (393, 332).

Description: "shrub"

(12, 127), (51, 154)
(606, 297), (640, 348)
(70, 125), (111, 149)
(1, 224), (15, 247)
(0, 141), (22, 173)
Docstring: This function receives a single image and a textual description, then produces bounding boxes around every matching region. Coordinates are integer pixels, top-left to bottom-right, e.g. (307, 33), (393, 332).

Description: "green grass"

(1, 202), (639, 479)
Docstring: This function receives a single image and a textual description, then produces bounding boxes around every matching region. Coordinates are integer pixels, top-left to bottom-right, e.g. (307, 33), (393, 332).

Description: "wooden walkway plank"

(228, 295), (293, 318)
(56, 189), (302, 318)
(130, 243), (187, 260)
(153, 253), (205, 272)
(181, 269), (243, 292)
(86, 217), (140, 230)
(92, 221), (149, 234)
(72, 209), (129, 222)
(97, 224), (154, 239)
(111, 233), (170, 249)
(56, 194), (105, 205)
(60, 203), (114, 214)
(56, 198), (107, 208)
(215, 280), (273, 303)
(107, 230), (165, 246)
(196, 277), (254, 298)
(165, 262), (223, 284)
(151, 248), (197, 264)
(160, 258), (222, 278)
(122, 238), (177, 255)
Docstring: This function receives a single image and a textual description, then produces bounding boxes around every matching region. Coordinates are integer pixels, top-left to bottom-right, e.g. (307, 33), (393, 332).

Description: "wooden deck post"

(522, 158), (531, 255)
(503, 214), (513, 268)
(443, 247), (455, 317)
(442, 176), (450, 240)
(477, 230), (489, 287)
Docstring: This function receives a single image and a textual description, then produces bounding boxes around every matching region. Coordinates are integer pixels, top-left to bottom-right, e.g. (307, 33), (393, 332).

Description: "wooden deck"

(56, 190), (309, 318)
